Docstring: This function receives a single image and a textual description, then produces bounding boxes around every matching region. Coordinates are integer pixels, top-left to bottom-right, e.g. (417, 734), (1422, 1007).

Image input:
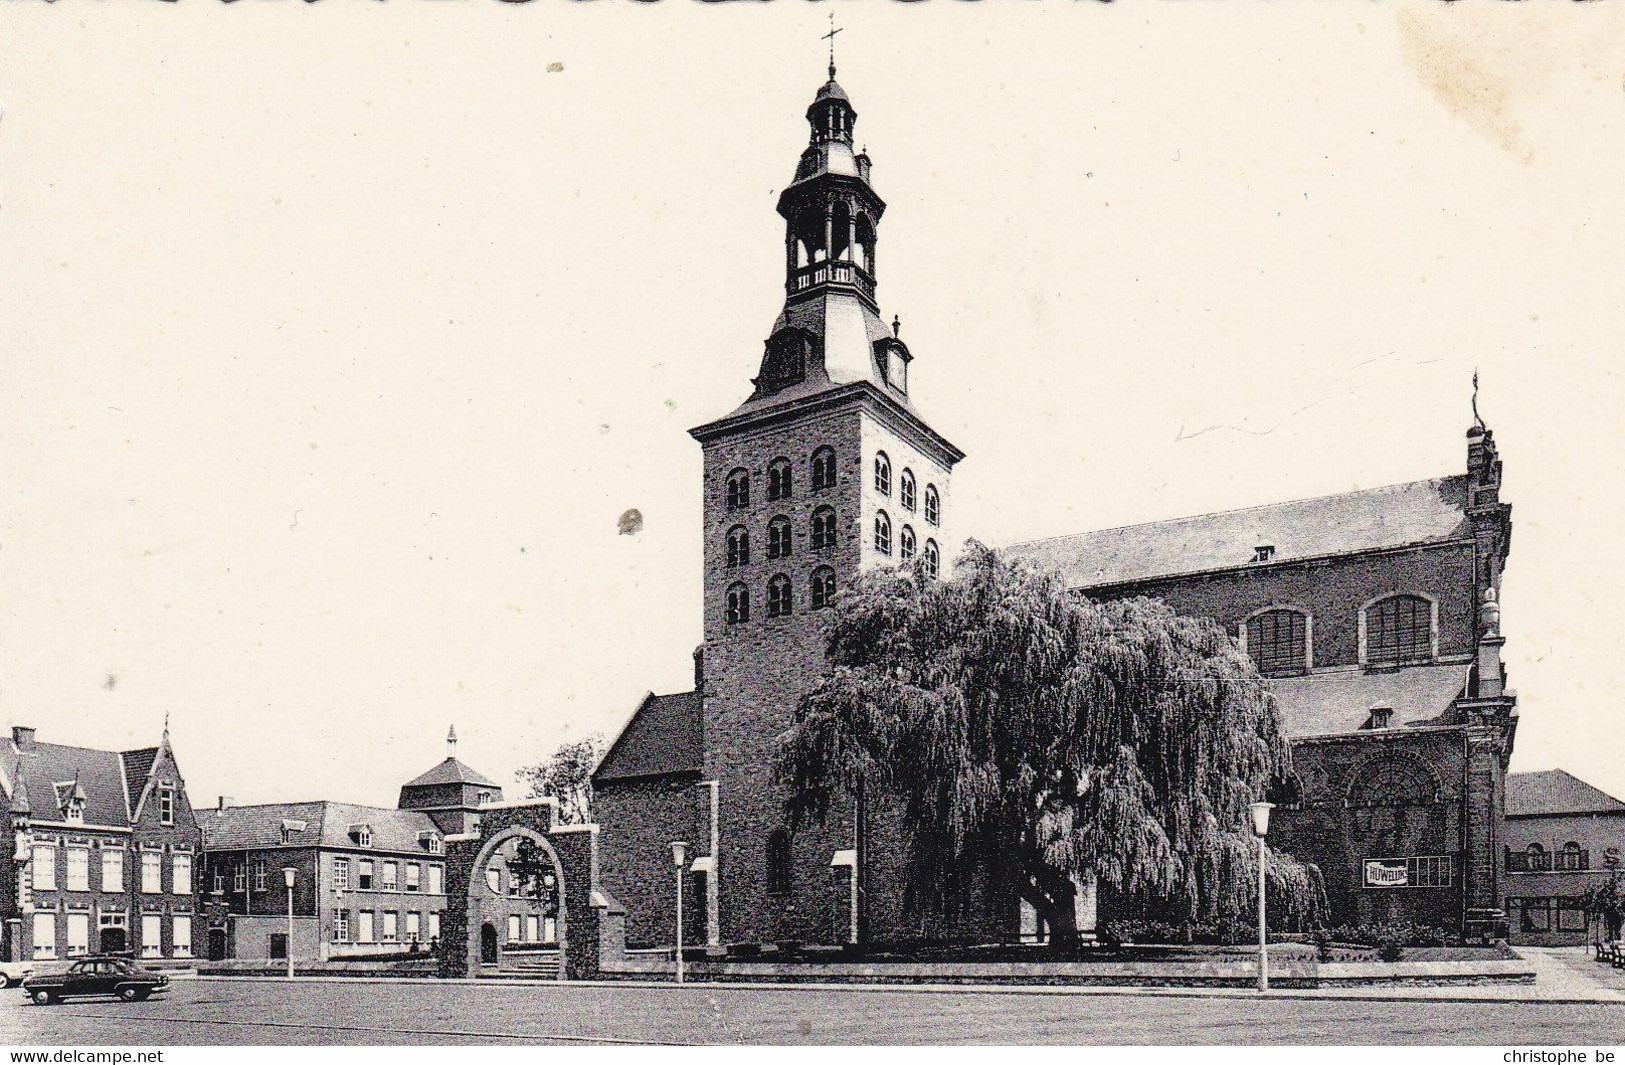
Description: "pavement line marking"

(44, 1010), (695, 1046)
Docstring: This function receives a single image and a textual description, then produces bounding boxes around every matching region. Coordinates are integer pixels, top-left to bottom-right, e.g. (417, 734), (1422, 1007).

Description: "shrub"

(1377, 937), (1405, 963)
(1314, 929), (1334, 962)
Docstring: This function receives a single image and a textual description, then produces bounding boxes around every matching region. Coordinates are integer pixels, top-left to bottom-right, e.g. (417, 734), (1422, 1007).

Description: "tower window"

(899, 524), (916, 562)
(810, 567), (837, 610)
(874, 452), (891, 496)
(811, 506), (838, 551)
(768, 459), (793, 502)
(1245, 609), (1309, 677)
(811, 447), (837, 492)
(726, 469), (751, 511)
(1366, 594), (1433, 666)
(768, 574), (794, 618)
(726, 526), (750, 568)
(874, 511), (892, 556)
(766, 829), (791, 898)
(922, 539), (940, 579)
(900, 469), (917, 512)
(768, 517), (794, 560)
(726, 583), (751, 625)
(924, 485), (940, 526)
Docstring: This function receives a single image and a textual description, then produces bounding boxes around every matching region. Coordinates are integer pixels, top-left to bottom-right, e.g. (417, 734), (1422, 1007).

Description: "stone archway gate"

(438, 798), (626, 980)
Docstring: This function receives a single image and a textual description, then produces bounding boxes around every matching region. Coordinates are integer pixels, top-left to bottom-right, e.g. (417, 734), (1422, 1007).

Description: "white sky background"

(0, 2), (1621, 811)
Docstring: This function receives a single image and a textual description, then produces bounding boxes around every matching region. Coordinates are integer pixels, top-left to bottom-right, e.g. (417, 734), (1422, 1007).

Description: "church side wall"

(592, 776), (705, 948)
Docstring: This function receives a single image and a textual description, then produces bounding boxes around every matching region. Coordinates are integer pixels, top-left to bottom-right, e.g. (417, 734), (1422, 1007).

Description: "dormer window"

(65, 800), (83, 824)
(1253, 545), (1275, 563)
(350, 823), (372, 847)
(1367, 706), (1394, 730)
(420, 831), (443, 855)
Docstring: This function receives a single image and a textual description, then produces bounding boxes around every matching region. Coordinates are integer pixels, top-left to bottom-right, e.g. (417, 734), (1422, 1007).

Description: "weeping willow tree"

(774, 542), (1323, 947)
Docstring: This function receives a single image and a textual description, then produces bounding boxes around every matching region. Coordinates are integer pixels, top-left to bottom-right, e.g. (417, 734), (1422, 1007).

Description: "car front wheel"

(0, 973), (12, 989)
(117, 986), (141, 1002)
(30, 989), (53, 1006)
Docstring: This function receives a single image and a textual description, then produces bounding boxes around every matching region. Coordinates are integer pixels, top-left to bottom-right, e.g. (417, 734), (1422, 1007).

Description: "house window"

(766, 829), (791, 898)
(899, 524), (916, 562)
(924, 485), (940, 526)
(358, 910), (375, 943)
(142, 851), (163, 894)
(427, 912), (441, 942)
(173, 853), (192, 895)
(159, 786), (175, 827)
(874, 511), (892, 555)
(141, 914), (162, 957)
(768, 574), (794, 618)
(726, 469), (751, 510)
(1350, 758), (1441, 807)
(381, 861), (399, 891)
(332, 909), (350, 943)
(811, 506), (837, 551)
(874, 452), (891, 496)
(811, 567), (837, 610)
(767, 459), (793, 502)
(233, 863), (247, 893)
(1245, 609), (1309, 677)
(172, 916), (192, 958)
(726, 526), (750, 568)
(212, 867), (224, 894)
(1366, 594), (1433, 666)
(811, 447), (837, 492)
(508, 915), (522, 943)
(102, 849), (124, 893)
(381, 911), (398, 942)
(358, 860), (374, 890)
(333, 858), (351, 891)
(406, 911), (421, 943)
(726, 583), (750, 625)
(31, 913), (56, 959)
(768, 517), (793, 560)
(900, 469), (916, 512)
(253, 860), (267, 893)
(66, 847), (90, 892)
(32, 845), (56, 890)
(406, 863), (421, 892)
(66, 913), (89, 956)
(922, 539), (940, 579)
(525, 914), (539, 942)
(428, 864), (444, 895)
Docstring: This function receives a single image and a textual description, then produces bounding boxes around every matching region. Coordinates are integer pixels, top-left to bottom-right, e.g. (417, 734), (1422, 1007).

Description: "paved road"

(4, 978), (1625, 1045)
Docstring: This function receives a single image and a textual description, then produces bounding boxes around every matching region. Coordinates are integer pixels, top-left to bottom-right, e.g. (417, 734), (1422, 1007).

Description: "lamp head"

(1248, 801), (1275, 838)
(670, 840), (688, 868)
(282, 866), (297, 889)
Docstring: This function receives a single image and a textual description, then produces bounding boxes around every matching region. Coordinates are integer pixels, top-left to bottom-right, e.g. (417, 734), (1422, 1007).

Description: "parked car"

(22, 956), (169, 1005)
(0, 961), (31, 989)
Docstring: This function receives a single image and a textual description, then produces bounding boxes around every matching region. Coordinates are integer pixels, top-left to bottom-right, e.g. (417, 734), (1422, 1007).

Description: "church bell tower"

(687, 60), (965, 945)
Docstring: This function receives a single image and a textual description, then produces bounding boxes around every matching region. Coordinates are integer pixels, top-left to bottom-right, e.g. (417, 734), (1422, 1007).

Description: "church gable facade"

(594, 66), (1519, 950)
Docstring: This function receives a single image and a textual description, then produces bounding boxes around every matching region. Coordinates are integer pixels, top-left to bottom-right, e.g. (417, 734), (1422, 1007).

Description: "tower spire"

(446, 724), (458, 758)
(822, 13), (842, 80)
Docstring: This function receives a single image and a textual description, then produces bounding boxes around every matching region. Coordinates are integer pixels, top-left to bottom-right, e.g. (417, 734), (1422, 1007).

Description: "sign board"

(1363, 859), (1409, 888)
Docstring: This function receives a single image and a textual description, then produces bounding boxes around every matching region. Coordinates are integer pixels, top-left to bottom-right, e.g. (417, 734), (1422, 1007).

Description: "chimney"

(11, 727), (36, 752)
(216, 796), (233, 816)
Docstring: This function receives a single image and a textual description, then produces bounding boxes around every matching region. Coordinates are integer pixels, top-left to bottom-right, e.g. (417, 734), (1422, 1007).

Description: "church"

(591, 65), (1518, 950)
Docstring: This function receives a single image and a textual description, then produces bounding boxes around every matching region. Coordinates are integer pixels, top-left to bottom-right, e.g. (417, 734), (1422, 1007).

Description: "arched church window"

(768, 517), (793, 561)
(874, 452), (891, 496)
(900, 469), (917, 512)
(899, 524), (916, 562)
(811, 507), (838, 551)
(811, 448), (837, 492)
(766, 829), (791, 897)
(1348, 757), (1442, 808)
(1245, 609), (1309, 677)
(726, 469), (751, 511)
(924, 485), (940, 526)
(810, 567), (837, 610)
(874, 511), (892, 556)
(922, 539), (940, 579)
(726, 583), (750, 625)
(767, 574), (793, 618)
(726, 526), (750, 568)
(1365, 594), (1433, 666)
(768, 459), (793, 502)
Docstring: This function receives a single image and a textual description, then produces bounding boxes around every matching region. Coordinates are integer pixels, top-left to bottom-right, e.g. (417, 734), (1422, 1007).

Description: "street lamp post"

(1249, 802), (1274, 993)
(670, 841), (688, 985)
(281, 867), (297, 980)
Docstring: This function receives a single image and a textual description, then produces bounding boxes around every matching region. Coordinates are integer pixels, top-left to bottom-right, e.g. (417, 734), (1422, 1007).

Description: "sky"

(1, 2), (1622, 811)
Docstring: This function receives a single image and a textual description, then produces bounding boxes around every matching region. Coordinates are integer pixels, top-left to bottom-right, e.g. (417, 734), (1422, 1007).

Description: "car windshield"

(106, 959), (134, 973)
(71, 961), (93, 973)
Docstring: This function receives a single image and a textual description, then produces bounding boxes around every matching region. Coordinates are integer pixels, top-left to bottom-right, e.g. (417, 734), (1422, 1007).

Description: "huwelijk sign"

(1364, 859), (1409, 888)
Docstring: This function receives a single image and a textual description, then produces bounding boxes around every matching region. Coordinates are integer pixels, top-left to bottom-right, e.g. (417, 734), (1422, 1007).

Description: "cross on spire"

(822, 12), (843, 80)
(1472, 370), (1486, 431)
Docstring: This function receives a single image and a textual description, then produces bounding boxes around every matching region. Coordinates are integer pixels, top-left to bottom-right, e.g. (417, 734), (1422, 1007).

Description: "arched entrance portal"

(465, 827), (567, 978)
